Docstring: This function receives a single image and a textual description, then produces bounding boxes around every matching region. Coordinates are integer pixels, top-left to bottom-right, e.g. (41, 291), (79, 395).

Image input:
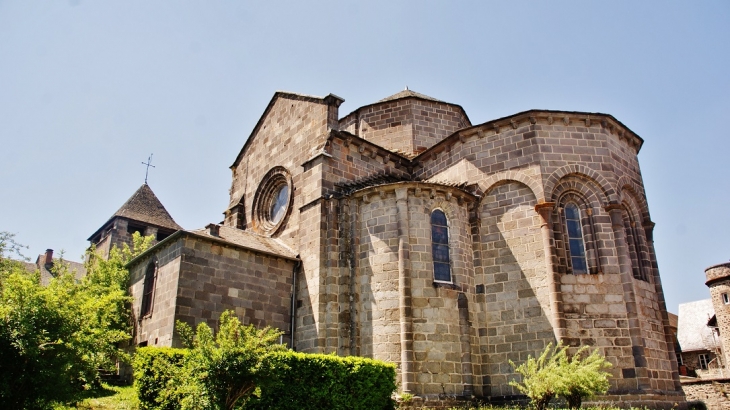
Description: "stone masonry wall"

(476, 181), (552, 397)
(411, 113), (679, 395)
(226, 94), (335, 355)
(352, 184), (477, 397)
(339, 98), (470, 157)
(129, 237), (183, 347)
(682, 379), (730, 409)
(174, 235), (295, 345)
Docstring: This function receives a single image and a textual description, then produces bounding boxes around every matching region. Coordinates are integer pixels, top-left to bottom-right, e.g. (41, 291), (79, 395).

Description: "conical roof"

(378, 88), (444, 103)
(110, 184), (182, 231)
(88, 184), (182, 241)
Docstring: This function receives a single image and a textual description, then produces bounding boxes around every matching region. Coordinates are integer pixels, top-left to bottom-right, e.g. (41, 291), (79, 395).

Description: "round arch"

(544, 164), (617, 205)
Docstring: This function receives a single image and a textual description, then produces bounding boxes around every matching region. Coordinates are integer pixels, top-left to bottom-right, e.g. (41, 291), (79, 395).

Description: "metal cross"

(142, 154), (155, 184)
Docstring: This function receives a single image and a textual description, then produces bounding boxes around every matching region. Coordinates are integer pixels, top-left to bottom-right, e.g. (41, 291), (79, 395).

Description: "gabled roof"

(378, 89), (443, 103)
(677, 299), (721, 353)
(189, 225), (297, 260)
(230, 91), (344, 168)
(88, 184), (182, 240)
(126, 225), (299, 268)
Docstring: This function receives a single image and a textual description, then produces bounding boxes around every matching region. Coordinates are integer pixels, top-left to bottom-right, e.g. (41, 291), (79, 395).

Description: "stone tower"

(87, 183), (182, 257)
(705, 262), (730, 368)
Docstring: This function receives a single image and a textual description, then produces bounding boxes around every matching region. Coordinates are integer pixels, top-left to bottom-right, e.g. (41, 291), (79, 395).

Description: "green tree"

(0, 231), (152, 409)
(171, 311), (286, 410)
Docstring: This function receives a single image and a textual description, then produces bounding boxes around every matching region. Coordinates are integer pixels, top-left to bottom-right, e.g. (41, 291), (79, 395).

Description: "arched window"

(431, 209), (452, 283)
(564, 203), (588, 274)
(141, 260), (157, 317)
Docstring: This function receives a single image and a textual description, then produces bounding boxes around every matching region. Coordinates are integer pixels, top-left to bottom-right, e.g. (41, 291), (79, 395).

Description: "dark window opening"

(431, 209), (452, 283)
(128, 224), (145, 236)
(156, 231), (170, 241)
(564, 203), (588, 274)
(141, 261), (157, 317)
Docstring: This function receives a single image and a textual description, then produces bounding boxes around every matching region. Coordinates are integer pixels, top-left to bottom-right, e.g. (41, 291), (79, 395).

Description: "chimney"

(44, 249), (53, 267)
(206, 223), (220, 237)
(323, 93), (344, 131)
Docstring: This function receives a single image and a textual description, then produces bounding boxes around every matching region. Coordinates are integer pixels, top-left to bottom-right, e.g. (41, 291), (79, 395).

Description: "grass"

(53, 384), (138, 410)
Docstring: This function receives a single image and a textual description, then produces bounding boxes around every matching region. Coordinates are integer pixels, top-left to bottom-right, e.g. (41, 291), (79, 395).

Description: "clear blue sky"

(1, 1), (728, 313)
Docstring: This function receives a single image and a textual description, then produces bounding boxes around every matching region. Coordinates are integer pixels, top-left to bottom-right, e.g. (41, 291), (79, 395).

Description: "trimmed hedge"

(247, 352), (397, 410)
(132, 347), (188, 410)
(132, 348), (396, 410)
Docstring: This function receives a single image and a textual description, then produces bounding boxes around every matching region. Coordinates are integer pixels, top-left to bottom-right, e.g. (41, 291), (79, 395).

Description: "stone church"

(90, 89), (684, 406)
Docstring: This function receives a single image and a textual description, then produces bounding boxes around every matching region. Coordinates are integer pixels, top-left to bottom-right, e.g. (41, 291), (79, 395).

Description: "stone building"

(676, 299), (722, 377)
(92, 89), (684, 406)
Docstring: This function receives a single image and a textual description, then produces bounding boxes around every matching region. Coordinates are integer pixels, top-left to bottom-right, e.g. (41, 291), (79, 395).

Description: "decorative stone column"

(457, 293), (474, 396)
(607, 205), (649, 390)
(534, 202), (566, 341)
(395, 187), (415, 393)
(645, 221), (683, 390)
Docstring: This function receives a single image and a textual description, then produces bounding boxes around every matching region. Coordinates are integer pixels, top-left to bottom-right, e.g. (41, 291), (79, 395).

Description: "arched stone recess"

(549, 174), (616, 275)
(616, 175), (651, 223)
(544, 164), (617, 205)
(479, 171), (545, 204)
(476, 180), (553, 397)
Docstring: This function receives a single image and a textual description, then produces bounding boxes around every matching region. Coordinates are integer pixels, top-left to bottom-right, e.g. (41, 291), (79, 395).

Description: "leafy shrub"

(132, 347), (188, 410)
(132, 310), (397, 410)
(246, 351), (397, 410)
(509, 343), (611, 410)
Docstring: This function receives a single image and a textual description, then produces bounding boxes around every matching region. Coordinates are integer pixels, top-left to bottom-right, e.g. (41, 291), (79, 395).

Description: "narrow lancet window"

(431, 209), (452, 282)
(141, 261), (157, 317)
(564, 203), (588, 274)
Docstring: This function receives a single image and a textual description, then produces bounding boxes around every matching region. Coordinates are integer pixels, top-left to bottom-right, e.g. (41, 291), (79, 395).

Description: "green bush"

(132, 347), (188, 410)
(246, 351), (397, 410)
(132, 335), (397, 410)
(509, 343), (611, 410)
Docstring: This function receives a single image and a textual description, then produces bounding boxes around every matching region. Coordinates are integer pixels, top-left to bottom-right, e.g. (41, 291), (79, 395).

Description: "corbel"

(429, 189), (435, 199)
(477, 129), (485, 139)
(358, 145), (365, 154)
(343, 136), (350, 147)
(370, 149), (378, 159)
(446, 192), (453, 202)
(415, 187), (422, 197)
(362, 194), (369, 203)
(383, 154), (390, 164)
(529, 116), (537, 125)
(547, 116), (554, 125)
(563, 116), (570, 126)
(459, 133), (466, 143)
(601, 119), (608, 129)
(510, 119), (518, 129)
(493, 123), (500, 133)
(585, 117), (591, 127)
(379, 189), (387, 200)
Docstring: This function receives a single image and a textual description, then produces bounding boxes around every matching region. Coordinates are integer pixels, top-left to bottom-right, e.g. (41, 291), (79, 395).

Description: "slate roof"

(677, 299), (721, 352)
(378, 89), (444, 103)
(89, 184), (182, 240)
(188, 225), (298, 260)
(22, 256), (87, 286)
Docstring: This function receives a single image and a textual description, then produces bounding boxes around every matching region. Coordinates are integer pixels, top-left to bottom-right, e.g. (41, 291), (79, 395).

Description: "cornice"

(349, 181), (478, 206)
(412, 110), (644, 166)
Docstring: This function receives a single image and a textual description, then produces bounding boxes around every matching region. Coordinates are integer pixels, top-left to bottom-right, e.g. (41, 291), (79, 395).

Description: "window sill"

(432, 281), (459, 291)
